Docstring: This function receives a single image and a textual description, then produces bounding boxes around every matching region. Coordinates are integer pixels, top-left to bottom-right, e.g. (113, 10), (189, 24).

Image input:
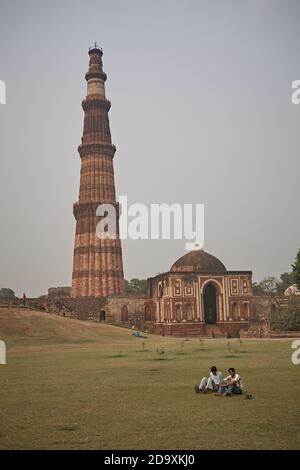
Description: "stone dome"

(284, 284), (300, 296)
(170, 249), (226, 273)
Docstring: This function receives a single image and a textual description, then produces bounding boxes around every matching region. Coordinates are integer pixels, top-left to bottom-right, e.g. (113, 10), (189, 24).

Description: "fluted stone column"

(71, 47), (125, 298)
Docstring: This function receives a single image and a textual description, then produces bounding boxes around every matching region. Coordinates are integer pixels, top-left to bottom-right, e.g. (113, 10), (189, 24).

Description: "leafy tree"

(253, 271), (297, 295)
(125, 278), (148, 294)
(292, 249), (300, 290)
(0, 288), (15, 299)
(270, 295), (300, 331)
(276, 272), (295, 293)
(252, 277), (279, 295)
(252, 282), (265, 295)
(259, 277), (279, 294)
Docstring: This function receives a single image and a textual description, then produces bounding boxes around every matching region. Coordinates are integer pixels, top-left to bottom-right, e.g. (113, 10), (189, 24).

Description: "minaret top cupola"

(85, 43), (107, 97)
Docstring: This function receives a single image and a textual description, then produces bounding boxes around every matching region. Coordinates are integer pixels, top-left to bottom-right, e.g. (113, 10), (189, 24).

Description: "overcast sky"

(0, 0), (299, 297)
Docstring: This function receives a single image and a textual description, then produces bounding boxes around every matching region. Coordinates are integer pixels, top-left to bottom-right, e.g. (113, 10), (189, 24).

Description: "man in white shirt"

(217, 367), (243, 396)
(194, 366), (224, 393)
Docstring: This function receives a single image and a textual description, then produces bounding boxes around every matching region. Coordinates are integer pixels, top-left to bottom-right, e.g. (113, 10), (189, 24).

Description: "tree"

(276, 272), (295, 293)
(259, 277), (279, 294)
(252, 282), (266, 295)
(252, 277), (279, 295)
(125, 278), (148, 294)
(0, 288), (15, 299)
(292, 249), (300, 290)
(253, 271), (297, 295)
(252, 277), (281, 337)
(270, 295), (300, 331)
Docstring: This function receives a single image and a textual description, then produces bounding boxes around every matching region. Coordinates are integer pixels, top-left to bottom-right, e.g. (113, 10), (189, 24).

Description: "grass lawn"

(0, 308), (300, 450)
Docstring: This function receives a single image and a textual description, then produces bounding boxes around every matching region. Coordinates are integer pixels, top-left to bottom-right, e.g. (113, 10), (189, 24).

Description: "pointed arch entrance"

(203, 283), (217, 324)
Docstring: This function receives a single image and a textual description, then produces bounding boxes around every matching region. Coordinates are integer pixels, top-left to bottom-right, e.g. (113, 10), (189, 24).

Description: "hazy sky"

(0, 0), (299, 297)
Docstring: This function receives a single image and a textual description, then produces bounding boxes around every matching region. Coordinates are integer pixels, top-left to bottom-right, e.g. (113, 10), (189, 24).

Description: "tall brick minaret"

(71, 45), (125, 298)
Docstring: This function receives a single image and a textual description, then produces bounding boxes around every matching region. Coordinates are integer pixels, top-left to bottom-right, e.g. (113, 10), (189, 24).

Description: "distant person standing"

(22, 292), (27, 306)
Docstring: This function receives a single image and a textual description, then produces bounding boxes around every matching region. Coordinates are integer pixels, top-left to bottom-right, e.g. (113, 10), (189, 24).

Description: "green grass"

(0, 308), (300, 449)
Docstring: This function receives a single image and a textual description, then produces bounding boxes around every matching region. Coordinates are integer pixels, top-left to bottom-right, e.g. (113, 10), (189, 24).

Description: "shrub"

(0, 288), (15, 299)
(270, 296), (300, 331)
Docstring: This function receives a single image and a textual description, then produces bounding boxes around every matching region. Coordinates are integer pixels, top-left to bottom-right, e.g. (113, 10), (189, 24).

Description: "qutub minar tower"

(71, 45), (125, 298)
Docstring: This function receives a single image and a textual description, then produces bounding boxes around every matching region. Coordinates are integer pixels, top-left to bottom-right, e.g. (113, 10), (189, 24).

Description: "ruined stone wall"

(46, 297), (107, 321)
(105, 296), (154, 329)
(48, 287), (71, 299)
(44, 294), (155, 329)
(154, 321), (249, 337)
(154, 322), (206, 337)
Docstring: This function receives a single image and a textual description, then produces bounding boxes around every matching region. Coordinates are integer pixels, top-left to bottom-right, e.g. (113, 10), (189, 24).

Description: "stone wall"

(45, 294), (155, 329)
(104, 296), (154, 329)
(46, 297), (107, 321)
(153, 321), (249, 337)
(154, 322), (206, 337)
(48, 287), (71, 299)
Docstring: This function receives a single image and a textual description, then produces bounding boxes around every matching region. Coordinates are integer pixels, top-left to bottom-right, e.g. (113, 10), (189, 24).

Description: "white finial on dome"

(191, 244), (202, 251)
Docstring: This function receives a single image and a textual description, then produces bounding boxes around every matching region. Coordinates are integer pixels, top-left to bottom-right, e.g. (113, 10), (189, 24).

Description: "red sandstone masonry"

(71, 48), (124, 298)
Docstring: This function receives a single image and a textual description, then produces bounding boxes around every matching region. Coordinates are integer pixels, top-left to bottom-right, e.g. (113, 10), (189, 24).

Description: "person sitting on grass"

(194, 366), (224, 393)
(216, 367), (243, 396)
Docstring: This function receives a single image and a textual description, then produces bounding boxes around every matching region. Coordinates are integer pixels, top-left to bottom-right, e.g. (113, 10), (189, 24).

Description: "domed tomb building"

(148, 249), (253, 336)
